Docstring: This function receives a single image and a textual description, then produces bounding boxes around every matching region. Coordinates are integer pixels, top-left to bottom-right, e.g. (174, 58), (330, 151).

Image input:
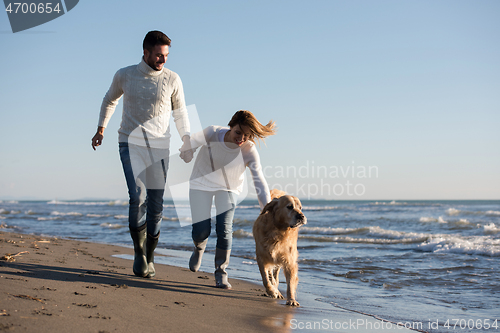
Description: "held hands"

(179, 135), (194, 163)
(91, 127), (105, 150)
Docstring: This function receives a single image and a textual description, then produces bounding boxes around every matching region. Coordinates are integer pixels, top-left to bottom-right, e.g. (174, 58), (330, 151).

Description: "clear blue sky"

(1, 0), (499, 200)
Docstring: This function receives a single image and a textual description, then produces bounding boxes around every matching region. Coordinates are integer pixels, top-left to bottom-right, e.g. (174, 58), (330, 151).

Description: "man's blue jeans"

(119, 142), (169, 236)
(190, 189), (236, 250)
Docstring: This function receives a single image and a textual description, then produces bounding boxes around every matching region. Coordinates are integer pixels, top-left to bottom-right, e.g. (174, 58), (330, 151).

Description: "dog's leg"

(257, 258), (274, 295)
(272, 266), (280, 290)
(257, 260), (283, 299)
(267, 266), (284, 299)
(269, 266), (283, 299)
(284, 263), (299, 306)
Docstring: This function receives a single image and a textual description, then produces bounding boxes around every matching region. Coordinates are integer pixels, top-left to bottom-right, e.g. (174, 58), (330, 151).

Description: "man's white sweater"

(99, 58), (190, 148)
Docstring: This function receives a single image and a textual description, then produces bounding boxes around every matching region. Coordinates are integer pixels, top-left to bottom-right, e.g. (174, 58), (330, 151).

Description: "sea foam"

(50, 211), (82, 216)
(100, 223), (126, 229)
(417, 236), (500, 256)
(484, 223), (500, 235)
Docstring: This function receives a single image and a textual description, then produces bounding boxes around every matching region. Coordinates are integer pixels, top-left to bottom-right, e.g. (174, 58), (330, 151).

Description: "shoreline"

(1, 230), (423, 332)
(0, 231), (294, 333)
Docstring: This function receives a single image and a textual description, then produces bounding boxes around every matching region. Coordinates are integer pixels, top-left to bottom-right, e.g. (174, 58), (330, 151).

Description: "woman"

(187, 110), (276, 289)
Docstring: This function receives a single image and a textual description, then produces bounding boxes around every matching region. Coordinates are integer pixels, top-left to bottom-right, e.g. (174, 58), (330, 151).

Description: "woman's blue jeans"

(190, 189), (236, 250)
(119, 142), (169, 236)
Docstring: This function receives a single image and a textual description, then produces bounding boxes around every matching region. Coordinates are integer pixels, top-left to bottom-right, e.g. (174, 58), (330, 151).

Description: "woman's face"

(226, 124), (252, 147)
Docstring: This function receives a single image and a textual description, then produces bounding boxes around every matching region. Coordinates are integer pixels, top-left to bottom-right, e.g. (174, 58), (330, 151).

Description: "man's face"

(143, 44), (169, 71)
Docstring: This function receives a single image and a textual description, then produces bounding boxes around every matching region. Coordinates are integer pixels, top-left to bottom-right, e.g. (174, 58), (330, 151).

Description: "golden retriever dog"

(253, 190), (307, 306)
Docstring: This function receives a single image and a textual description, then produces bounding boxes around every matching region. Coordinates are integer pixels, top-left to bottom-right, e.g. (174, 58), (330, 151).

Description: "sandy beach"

(0, 231), (297, 333)
(1, 230), (426, 333)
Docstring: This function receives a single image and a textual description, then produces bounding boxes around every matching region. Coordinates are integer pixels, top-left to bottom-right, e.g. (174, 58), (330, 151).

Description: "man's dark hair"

(143, 30), (171, 51)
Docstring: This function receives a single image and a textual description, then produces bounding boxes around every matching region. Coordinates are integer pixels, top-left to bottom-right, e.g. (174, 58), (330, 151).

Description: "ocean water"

(1, 199), (499, 332)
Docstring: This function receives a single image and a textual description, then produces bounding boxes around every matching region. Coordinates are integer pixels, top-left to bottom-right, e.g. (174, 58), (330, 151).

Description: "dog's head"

(261, 195), (307, 230)
(270, 188), (287, 200)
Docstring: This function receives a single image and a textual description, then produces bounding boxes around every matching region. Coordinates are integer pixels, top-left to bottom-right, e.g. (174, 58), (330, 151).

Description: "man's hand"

(92, 126), (105, 150)
(179, 135), (194, 162)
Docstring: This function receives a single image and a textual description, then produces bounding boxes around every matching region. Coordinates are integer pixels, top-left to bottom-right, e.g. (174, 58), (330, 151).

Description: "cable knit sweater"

(189, 126), (271, 209)
(98, 58), (190, 148)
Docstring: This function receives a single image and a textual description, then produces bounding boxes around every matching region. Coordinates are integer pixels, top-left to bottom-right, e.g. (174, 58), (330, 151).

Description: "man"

(91, 30), (193, 278)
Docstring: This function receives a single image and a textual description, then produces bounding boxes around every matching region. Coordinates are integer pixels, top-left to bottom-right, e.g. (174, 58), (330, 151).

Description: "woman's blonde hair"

(228, 110), (276, 143)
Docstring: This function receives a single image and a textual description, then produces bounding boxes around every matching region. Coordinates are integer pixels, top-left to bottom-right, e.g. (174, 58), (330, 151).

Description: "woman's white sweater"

(189, 126), (271, 209)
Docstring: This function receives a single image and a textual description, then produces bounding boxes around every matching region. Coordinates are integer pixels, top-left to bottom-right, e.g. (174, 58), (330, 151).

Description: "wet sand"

(0, 231), (294, 333)
(0, 230), (422, 332)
